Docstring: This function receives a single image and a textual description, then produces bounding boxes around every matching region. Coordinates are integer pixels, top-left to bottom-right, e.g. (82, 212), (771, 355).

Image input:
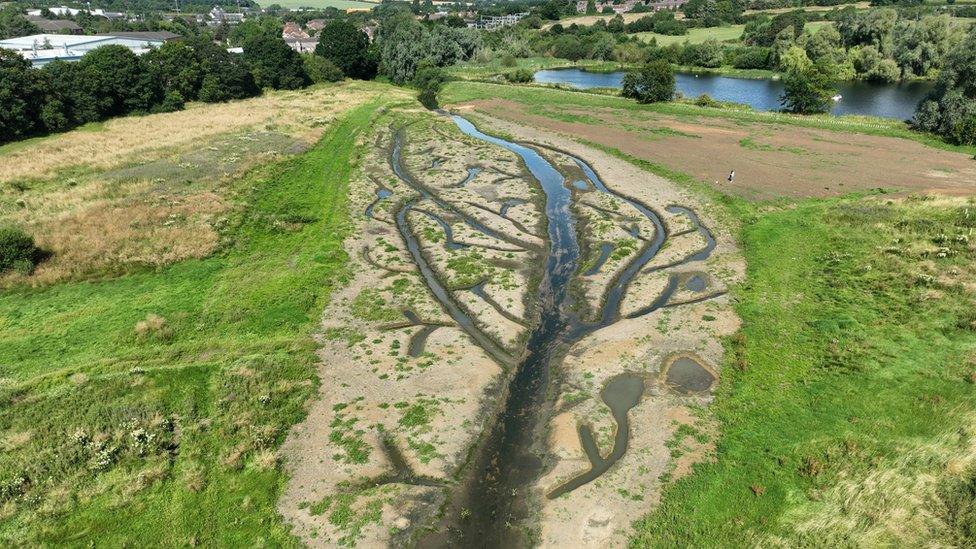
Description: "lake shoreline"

(533, 68), (935, 120)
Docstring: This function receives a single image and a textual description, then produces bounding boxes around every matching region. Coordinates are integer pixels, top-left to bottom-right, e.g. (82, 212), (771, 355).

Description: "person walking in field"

(728, 170), (735, 183)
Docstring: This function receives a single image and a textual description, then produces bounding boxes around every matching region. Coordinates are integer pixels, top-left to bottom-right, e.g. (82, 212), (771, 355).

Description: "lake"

(532, 68), (935, 120)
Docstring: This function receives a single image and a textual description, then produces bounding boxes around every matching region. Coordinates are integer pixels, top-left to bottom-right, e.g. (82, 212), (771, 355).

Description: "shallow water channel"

(393, 116), (717, 547)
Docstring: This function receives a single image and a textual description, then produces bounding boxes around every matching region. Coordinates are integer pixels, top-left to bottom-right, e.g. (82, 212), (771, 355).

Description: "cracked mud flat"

(278, 107), (743, 548)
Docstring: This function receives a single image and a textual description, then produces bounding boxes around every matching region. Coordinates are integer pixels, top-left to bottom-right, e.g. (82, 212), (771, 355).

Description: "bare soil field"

(460, 98), (976, 200)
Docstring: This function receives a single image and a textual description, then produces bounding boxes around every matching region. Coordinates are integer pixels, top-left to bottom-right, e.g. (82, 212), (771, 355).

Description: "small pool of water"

(533, 68), (934, 120)
(685, 274), (707, 292)
(665, 356), (715, 394)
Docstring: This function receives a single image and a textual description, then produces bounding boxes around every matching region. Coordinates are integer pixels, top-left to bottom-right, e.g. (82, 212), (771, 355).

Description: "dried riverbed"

(278, 107), (743, 548)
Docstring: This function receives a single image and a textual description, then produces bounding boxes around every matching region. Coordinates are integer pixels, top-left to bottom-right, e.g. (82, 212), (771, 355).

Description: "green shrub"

(622, 60), (675, 104)
(505, 68), (534, 83)
(304, 55), (344, 83)
(695, 93), (719, 108)
(0, 226), (38, 273)
(500, 53), (517, 67)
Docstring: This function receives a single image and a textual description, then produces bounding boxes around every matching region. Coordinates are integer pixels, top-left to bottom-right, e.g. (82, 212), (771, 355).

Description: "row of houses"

(574, 0), (687, 14)
(467, 12), (529, 30)
(25, 5), (249, 28)
(280, 19), (376, 53)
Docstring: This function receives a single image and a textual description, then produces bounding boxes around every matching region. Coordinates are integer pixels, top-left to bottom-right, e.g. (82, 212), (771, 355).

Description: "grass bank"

(0, 99), (381, 545)
(634, 192), (976, 546)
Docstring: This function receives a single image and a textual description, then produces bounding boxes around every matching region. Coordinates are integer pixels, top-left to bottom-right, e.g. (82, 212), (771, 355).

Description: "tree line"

(0, 32), (311, 144)
(1, 8), (482, 145)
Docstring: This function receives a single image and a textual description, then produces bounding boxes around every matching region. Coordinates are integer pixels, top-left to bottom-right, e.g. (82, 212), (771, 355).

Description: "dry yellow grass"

(767, 412), (976, 547)
(0, 81), (402, 287)
(1, 179), (227, 286)
(0, 81), (385, 185)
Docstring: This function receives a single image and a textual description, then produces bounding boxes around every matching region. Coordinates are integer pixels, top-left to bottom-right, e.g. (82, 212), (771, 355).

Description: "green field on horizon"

(255, 0), (377, 9)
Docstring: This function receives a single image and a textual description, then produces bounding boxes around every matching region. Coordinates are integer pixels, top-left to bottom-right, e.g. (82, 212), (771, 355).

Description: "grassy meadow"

(636, 24), (746, 46)
(441, 82), (976, 547)
(635, 192), (976, 546)
(0, 83), (400, 544)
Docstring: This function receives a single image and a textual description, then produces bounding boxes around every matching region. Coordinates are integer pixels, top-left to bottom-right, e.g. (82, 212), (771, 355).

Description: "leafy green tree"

(779, 45), (812, 74)
(243, 32), (309, 90)
(913, 28), (976, 144)
(376, 15), (478, 84)
(806, 24), (843, 65)
(0, 226), (38, 273)
(744, 11), (805, 47)
(73, 45), (162, 122)
(197, 45), (260, 102)
(682, 39), (723, 68)
(38, 60), (80, 131)
(730, 46), (771, 69)
(621, 60), (675, 103)
(587, 32), (616, 60)
(538, 0), (563, 20)
(552, 34), (585, 61)
(780, 63), (835, 114)
(652, 12), (687, 36)
(892, 14), (957, 79)
(851, 44), (899, 83)
(0, 49), (47, 143)
(316, 19), (376, 79)
(586, 0), (597, 15)
(0, 6), (39, 40)
(607, 14), (625, 34)
(144, 41), (203, 101)
(303, 54), (343, 83)
(835, 8), (897, 54)
(505, 68), (534, 83)
(771, 26), (796, 68)
(412, 63), (446, 109)
(626, 15), (655, 33)
(227, 17), (282, 48)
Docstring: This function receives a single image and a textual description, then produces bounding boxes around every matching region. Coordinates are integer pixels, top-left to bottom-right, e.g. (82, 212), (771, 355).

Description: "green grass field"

(636, 21), (833, 46)
(633, 192), (976, 546)
(255, 0), (377, 9)
(636, 25), (746, 46)
(0, 99), (381, 545)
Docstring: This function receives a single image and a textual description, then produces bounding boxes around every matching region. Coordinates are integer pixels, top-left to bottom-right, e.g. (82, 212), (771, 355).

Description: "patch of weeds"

(350, 289), (400, 322)
(738, 136), (808, 155)
(324, 327), (366, 347)
(329, 406), (370, 464)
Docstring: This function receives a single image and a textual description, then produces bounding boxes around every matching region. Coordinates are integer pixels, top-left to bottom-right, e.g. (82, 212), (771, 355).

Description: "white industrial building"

(0, 32), (178, 66)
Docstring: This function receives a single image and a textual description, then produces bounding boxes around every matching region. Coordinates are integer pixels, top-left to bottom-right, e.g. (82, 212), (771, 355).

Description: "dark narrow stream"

(395, 117), (719, 547)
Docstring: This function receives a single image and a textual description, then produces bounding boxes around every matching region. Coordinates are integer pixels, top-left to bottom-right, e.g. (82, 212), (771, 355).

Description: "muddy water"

(406, 117), (718, 547)
(665, 356), (715, 394)
(443, 116), (582, 548)
(546, 373), (644, 499)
